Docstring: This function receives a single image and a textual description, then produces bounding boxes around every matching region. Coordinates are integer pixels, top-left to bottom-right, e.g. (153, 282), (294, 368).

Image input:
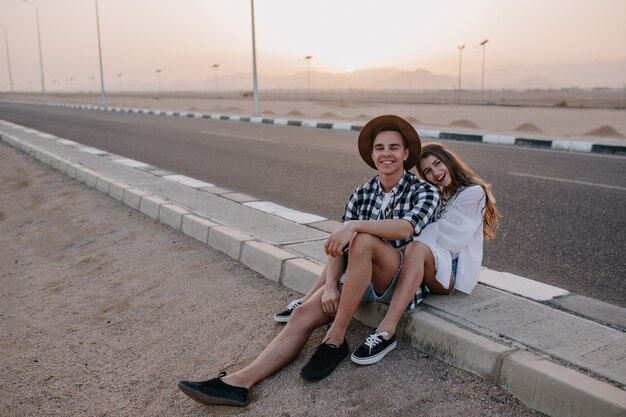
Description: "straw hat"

(358, 115), (421, 170)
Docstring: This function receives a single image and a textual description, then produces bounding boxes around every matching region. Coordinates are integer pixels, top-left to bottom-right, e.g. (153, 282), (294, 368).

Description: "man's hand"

(324, 222), (356, 257)
(321, 284), (341, 317)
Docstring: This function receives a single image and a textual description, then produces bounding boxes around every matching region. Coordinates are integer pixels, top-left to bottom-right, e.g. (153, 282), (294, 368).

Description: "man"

(178, 115), (439, 407)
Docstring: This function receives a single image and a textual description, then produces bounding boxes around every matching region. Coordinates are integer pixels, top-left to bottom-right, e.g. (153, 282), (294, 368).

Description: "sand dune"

(451, 119), (480, 129)
(583, 125), (625, 138)
(514, 123), (544, 133)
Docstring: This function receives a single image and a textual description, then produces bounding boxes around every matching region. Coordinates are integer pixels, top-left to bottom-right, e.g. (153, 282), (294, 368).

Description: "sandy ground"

(0, 142), (545, 416)
(5, 92), (626, 144)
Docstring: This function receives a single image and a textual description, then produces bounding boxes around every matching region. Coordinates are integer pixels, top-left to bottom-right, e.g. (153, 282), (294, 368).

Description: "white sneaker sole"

(350, 340), (397, 365)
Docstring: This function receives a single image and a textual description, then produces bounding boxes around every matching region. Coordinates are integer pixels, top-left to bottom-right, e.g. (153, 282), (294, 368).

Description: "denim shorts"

(450, 257), (459, 294)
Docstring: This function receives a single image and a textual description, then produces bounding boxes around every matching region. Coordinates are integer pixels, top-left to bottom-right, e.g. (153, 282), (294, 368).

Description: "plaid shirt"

(342, 171), (440, 248)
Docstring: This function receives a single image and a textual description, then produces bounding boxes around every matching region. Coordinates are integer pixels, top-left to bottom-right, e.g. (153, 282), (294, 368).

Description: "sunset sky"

(1, 0), (625, 91)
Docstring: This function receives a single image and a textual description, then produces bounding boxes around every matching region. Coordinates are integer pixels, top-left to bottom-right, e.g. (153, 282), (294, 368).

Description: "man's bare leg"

(322, 233), (402, 346)
(223, 285), (332, 389)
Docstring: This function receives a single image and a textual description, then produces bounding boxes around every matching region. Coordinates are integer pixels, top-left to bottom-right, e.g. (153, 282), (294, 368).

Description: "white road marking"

(479, 268), (569, 301)
(509, 172), (626, 191)
(244, 201), (326, 224)
(163, 174), (213, 188)
(80, 146), (108, 155)
(198, 130), (278, 143)
(114, 158), (150, 168)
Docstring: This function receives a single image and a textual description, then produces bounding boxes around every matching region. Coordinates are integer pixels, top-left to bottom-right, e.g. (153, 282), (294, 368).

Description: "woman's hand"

(321, 284), (341, 317)
(324, 222), (356, 257)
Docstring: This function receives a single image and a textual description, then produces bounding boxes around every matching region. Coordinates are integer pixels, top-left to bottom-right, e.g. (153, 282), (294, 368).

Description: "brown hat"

(358, 115), (421, 170)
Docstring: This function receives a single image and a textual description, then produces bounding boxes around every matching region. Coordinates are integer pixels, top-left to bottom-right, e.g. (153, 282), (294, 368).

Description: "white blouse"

(414, 185), (486, 294)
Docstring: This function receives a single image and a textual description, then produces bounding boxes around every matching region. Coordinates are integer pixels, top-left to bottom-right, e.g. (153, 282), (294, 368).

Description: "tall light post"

(304, 55), (312, 99)
(479, 39), (489, 101)
(22, 0), (46, 104)
(155, 69), (162, 98)
(212, 64), (219, 95)
(89, 75), (95, 93)
(95, 0), (107, 107)
(457, 44), (465, 104)
(1, 25), (14, 98)
(117, 72), (123, 92)
(250, 0), (259, 116)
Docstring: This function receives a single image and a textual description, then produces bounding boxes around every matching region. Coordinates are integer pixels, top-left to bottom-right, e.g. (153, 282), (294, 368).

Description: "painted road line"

(198, 130), (279, 143)
(244, 201), (326, 225)
(509, 172), (626, 191)
(479, 267), (569, 301)
(80, 146), (108, 155)
(57, 139), (78, 146)
(163, 174), (214, 188)
(114, 157), (150, 168)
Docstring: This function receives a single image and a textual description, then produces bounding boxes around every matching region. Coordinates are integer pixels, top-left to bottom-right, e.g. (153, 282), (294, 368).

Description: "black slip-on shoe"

(273, 298), (302, 323)
(177, 371), (248, 407)
(299, 339), (349, 381)
(351, 331), (397, 365)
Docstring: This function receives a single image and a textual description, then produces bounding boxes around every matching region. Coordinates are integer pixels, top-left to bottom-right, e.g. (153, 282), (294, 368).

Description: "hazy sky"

(1, 0), (625, 90)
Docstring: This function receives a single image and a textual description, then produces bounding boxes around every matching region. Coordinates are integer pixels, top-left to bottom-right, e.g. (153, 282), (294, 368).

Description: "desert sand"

(4, 91), (626, 146)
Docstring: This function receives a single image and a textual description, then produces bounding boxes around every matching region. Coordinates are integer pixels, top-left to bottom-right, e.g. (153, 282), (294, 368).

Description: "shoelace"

(364, 332), (389, 352)
(287, 298), (302, 311)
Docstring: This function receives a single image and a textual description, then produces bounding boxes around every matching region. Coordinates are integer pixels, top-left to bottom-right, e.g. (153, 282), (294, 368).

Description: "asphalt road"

(1, 102), (625, 307)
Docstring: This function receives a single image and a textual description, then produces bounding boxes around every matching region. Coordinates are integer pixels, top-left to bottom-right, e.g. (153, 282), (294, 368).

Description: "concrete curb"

(1, 128), (625, 417)
(6, 99), (626, 156)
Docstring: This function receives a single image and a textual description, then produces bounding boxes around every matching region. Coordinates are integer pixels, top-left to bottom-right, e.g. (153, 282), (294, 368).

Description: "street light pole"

(212, 64), (219, 95)
(95, 0), (107, 107)
(155, 69), (162, 98)
(479, 39), (489, 101)
(250, 0), (259, 117)
(457, 44), (465, 104)
(117, 73), (123, 92)
(22, 0), (46, 104)
(304, 55), (312, 99)
(1, 25), (14, 99)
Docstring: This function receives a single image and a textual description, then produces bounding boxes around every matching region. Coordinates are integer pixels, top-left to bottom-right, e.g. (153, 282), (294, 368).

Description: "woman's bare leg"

(223, 285), (332, 389)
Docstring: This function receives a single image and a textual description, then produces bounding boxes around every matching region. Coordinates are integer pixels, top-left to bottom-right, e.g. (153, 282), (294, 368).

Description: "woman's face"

(420, 154), (452, 188)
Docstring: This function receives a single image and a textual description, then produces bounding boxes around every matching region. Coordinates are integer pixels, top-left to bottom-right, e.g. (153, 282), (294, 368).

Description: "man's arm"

(324, 219), (413, 257)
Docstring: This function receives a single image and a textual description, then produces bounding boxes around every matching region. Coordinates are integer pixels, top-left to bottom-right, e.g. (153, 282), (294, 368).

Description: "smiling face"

(371, 130), (409, 177)
(419, 154), (452, 189)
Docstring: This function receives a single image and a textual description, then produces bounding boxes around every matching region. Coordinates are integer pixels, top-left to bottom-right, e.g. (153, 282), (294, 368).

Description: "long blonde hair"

(417, 143), (501, 240)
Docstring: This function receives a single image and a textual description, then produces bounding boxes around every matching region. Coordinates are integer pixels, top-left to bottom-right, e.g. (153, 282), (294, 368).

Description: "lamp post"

(1, 25), (14, 98)
(95, 0), (107, 107)
(304, 55), (312, 99)
(479, 39), (489, 101)
(117, 72), (123, 92)
(22, 0), (46, 104)
(457, 44), (465, 104)
(212, 64), (219, 95)
(250, 0), (259, 116)
(89, 75), (95, 93)
(155, 69), (162, 98)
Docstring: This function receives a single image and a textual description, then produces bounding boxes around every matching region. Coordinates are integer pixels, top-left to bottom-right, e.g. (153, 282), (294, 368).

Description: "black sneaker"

(273, 298), (302, 322)
(177, 371), (248, 407)
(300, 339), (349, 380)
(351, 331), (397, 365)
